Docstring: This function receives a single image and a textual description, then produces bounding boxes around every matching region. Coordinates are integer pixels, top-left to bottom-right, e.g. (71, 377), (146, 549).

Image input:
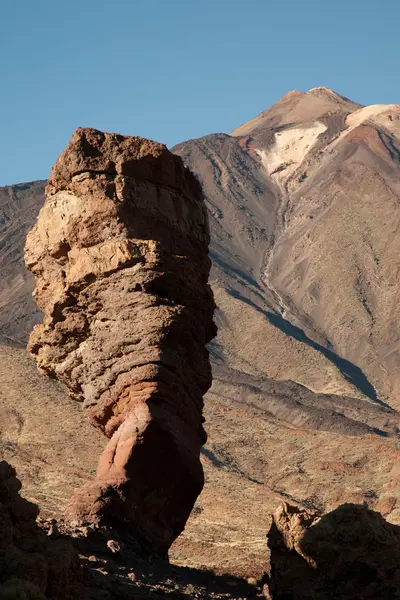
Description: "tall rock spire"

(25, 127), (216, 555)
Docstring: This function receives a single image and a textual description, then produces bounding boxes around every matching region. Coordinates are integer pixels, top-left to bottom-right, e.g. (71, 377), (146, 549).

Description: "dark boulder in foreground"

(266, 501), (400, 599)
(0, 461), (80, 599)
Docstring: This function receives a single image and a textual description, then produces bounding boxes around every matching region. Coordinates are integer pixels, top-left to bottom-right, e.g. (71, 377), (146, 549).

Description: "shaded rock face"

(25, 128), (216, 555)
(266, 502), (400, 599)
(0, 461), (80, 598)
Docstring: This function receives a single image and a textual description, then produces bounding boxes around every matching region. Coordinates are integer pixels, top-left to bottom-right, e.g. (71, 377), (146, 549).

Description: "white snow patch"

(326, 104), (400, 152)
(256, 121), (327, 184)
(346, 104), (399, 129)
(308, 86), (332, 93)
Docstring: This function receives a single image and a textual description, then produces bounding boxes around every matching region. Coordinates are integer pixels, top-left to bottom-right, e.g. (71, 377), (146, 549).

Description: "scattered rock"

(184, 583), (195, 595)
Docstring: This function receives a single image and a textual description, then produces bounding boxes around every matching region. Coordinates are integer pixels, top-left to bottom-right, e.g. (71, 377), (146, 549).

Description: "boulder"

(266, 502), (400, 599)
(0, 461), (80, 599)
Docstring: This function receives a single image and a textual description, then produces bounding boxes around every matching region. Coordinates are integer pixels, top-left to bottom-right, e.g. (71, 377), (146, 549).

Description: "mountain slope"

(2, 89), (400, 574)
(173, 87), (400, 410)
(172, 127), (374, 407)
(0, 180), (45, 345)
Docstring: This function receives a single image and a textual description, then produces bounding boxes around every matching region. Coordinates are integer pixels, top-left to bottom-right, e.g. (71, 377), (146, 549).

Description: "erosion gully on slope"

(256, 127), (391, 412)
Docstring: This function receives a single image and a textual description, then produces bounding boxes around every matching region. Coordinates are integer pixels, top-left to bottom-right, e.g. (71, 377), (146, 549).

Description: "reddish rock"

(266, 502), (400, 599)
(375, 495), (397, 516)
(25, 128), (216, 555)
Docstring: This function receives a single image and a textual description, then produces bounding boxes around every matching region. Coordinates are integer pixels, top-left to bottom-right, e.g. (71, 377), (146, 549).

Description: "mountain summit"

(231, 86), (363, 137)
(175, 88), (400, 409)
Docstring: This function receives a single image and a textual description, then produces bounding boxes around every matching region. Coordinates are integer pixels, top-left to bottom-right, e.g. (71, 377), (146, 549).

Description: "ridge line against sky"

(0, 0), (399, 186)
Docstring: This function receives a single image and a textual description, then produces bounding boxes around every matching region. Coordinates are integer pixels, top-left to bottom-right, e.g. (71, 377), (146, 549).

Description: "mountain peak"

(278, 89), (305, 101)
(231, 87), (363, 137)
(307, 85), (335, 94)
(306, 86), (357, 105)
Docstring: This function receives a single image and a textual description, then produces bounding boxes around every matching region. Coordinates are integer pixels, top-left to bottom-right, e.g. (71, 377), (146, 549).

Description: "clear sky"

(0, 0), (399, 186)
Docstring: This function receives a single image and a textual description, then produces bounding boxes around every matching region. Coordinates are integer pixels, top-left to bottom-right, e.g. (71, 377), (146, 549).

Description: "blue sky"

(0, 0), (399, 186)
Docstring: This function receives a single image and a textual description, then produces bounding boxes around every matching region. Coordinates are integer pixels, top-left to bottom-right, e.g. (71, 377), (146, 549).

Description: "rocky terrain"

(0, 460), (80, 599)
(0, 456), (264, 599)
(2, 88), (400, 592)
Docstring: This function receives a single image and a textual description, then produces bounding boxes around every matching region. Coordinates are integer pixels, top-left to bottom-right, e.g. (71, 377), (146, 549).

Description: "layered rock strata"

(266, 502), (400, 599)
(25, 128), (216, 555)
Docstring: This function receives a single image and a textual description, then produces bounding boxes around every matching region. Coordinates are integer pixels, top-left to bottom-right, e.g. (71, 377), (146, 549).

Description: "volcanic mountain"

(2, 87), (400, 575)
(174, 86), (400, 411)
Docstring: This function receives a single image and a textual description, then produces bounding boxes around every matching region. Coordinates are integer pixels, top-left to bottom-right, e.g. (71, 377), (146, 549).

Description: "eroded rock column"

(25, 128), (216, 555)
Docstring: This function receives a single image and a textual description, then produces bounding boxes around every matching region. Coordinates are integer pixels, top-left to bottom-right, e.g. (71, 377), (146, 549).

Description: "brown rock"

(106, 539), (121, 554)
(266, 502), (400, 599)
(25, 127), (216, 555)
(0, 461), (80, 598)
